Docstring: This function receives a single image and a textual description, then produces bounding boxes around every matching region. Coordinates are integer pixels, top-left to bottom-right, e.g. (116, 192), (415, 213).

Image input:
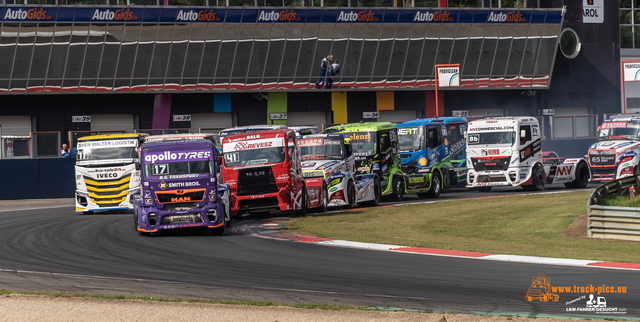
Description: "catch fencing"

(587, 175), (640, 241)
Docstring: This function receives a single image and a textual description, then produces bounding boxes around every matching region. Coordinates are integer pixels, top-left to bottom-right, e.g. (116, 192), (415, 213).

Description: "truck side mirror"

(521, 130), (526, 138)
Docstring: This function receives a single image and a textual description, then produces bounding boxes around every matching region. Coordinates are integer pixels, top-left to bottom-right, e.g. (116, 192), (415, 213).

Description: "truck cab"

(74, 133), (146, 213)
(324, 122), (404, 201)
(466, 117), (589, 191)
(221, 129), (308, 218)
(299, 134), (381, 210)
(589, 115), (640, 182)
(397, 117), (468, 195)
(134, 138), (227, 236)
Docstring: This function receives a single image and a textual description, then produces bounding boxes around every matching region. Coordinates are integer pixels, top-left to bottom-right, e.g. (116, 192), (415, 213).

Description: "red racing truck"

(220, 129), (309, 218)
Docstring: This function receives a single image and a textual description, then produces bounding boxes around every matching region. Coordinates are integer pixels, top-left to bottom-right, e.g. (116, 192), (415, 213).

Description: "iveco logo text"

(337, 10), (379, 22)
(176, 9), (220, 22)
(258, 10), (300, 22)
(487, 11), (526, 23)
(96, 173), (118, 179)
(92, 9), (138, 21)
(413, 10), (453, 22)
(4, 8), (51, 20)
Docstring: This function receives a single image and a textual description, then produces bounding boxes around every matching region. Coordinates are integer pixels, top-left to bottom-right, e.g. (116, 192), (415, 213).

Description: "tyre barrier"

(587, 175), (640, 241)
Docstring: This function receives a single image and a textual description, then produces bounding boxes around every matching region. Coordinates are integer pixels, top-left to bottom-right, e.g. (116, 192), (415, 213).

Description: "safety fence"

(0, 157), (75, 200)
(587, 175), (640, 241)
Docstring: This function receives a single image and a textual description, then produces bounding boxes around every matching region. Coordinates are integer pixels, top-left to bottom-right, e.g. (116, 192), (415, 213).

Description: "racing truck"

(588, 115), (640, 182)
(298, 134), (381, 211)
(397, 117), (468, 198)
(324, 122), (405, 200)
(221, 129), (309, 218)
(134, 138), (229, 236)
(466, 117), (590, 191)
(75, 133), (146, 213)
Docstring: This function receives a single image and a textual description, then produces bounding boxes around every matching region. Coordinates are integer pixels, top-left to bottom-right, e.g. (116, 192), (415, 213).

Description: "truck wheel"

(530, 165), (545, 191)
(478, 187), (492, 192)
(426, 171), (441, 198)
(564, 162), (589, 188)
(318, 183), (329, 213)
(361, 178), (380, 207)
(391, 176), (404, 201)
(210, 225), (224, 236)
(441, 170), (450, 193)
(295, 186), (307, 217)
(347, 180), (358, 209)
(135, 215), (150, 237)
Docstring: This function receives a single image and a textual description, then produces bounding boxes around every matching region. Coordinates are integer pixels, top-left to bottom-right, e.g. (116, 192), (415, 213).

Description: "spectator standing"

(324, 59), (340, 89)
(315, 54), (333, 89)
(61, 144), (71, 158)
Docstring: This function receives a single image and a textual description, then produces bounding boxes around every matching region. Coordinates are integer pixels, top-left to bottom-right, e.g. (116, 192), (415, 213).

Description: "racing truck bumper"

(466, 168), (531, 188)
(75, 187), (140, 213)
(136, 202), (224, 233)
(590, 167), (616, 182)
(231, 190), (291, 216)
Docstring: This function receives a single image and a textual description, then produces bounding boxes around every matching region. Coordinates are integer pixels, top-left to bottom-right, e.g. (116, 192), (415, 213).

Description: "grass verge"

(289, 191), (640, 263)
(600, 194), (640, 207)
(0, 288), (363, 311)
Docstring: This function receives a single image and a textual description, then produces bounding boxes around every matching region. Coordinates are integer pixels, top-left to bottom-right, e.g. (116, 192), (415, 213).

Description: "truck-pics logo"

(526, 274), (628, 314)
(337, 10), (379, 22)
(413, 10), (453, 22)
(92, 9), (138, 21)
(258, 9), (301, 22)
(176, 9), (220, 22)
(4, 8), (51, 20)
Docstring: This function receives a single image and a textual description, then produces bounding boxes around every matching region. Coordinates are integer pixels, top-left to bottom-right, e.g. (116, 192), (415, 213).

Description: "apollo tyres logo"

(176, 9), (220, 22)
(413, 10), (454, 22)
(258, 9), (301, 22)
(337, 10), (379, 22)
(92, 9), (138, 21)
(4, 8), (51, 20)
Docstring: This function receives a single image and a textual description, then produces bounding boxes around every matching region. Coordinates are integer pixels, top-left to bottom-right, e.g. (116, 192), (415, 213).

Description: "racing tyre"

(564, 162), (589, 189)
(478, 187), (492, 192)
(441, 170), (450, 193)
(210, 225), (224, 236)
(391, 176), (404, 201)
(134, 214), (150, 237)
(527, 165), (545, 191)
(295, 186), (308, 217)
(317, 183), (329, 213)
(361, 178), (381, 207)
(426, 171), (442, 198)
(347, 180), (358, 209)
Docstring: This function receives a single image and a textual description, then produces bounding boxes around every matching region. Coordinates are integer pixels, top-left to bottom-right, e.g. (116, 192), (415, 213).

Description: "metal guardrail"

(587, 175), (640, 241)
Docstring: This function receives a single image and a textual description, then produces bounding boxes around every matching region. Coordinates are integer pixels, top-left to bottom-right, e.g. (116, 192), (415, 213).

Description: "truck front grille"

(237, 167), (278, 196)
(84, 174), (131, 207)
(471, 156), (510, 171)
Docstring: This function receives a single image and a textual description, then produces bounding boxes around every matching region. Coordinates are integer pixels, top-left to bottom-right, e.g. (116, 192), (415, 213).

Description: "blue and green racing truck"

(324, 122), (405, 200)
(397, 117), (468, 196)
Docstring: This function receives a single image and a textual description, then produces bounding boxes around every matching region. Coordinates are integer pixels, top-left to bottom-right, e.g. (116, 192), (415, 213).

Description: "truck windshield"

(468, 131), (515, 145)
(145, 161), (213, 177)
(341, 132), (376, 156)
(598, 126), (640, 141)
(398, 127), (424, 152)
(299, 137), (343, 161)
(222, 138), (286, 167)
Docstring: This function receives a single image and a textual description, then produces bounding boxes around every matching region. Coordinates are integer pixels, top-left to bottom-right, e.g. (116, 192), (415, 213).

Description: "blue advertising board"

(0, 5), (562, 24)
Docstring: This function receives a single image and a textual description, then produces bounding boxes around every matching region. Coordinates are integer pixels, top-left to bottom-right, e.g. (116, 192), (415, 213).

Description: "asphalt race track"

(0, 182), (638, 317)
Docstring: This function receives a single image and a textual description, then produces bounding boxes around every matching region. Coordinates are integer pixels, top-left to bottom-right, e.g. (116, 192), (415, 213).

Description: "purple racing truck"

(134, 138), (229, 236)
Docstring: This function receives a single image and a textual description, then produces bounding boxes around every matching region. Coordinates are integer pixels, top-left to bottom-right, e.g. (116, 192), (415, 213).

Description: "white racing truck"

(75, 134), (146, 213)
(465, 117), (590, 192)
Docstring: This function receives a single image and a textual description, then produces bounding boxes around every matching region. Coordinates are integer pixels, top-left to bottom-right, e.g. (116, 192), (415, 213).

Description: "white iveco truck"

(75, 134), (146, 213)
(465, 117), (590, 192)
